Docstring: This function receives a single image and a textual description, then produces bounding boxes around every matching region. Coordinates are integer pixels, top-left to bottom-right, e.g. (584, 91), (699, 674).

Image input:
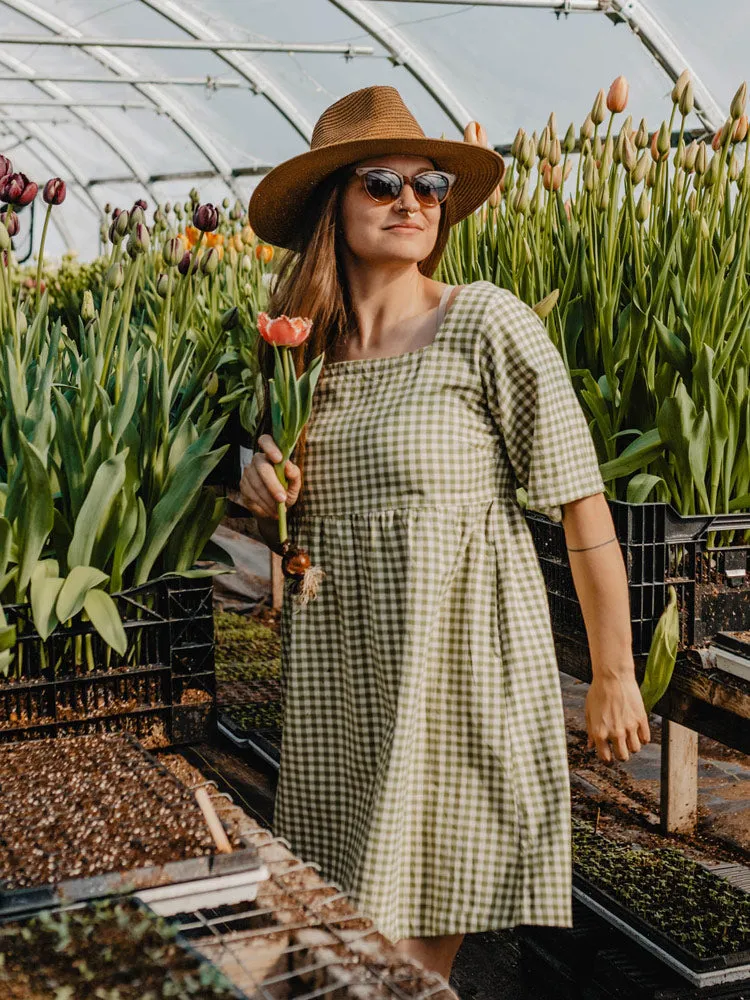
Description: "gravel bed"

(0, 734), (233, 891)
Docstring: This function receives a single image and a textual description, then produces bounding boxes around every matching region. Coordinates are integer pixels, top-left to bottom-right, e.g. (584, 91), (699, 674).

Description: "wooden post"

(660, 718), (698, 834)
(271, 551), (284, 610)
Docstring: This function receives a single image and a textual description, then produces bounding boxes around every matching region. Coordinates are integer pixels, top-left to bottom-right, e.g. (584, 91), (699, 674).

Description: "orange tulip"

(255, 243), (274, 263)
(205, 231), (224, 248)
(258, 312), (312, 347)
(185, 224), (200, 247)
(607, 76), (629, 114)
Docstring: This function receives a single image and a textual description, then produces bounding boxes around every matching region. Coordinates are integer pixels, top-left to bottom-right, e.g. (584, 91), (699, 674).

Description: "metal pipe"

(0, 73), (250, 87)
(86, 164), (274, 186)
(376, 0), (602, 5)
(1, 35), (374, 54)
(2, 98), (155, 108)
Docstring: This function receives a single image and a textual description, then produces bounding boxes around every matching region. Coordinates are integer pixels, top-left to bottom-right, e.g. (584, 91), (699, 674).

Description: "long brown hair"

(252, 162), (452, 503)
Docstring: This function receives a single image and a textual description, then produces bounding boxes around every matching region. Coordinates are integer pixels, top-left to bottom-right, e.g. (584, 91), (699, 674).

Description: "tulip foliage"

(0, 174), (274, 670)
(441, 73), (750, 525)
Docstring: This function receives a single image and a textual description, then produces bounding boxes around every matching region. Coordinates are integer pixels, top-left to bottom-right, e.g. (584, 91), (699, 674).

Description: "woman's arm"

(560, 492), (651, 763)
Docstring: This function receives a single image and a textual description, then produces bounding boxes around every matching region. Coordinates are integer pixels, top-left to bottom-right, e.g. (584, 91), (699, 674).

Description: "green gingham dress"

(275, 279), (605, 941)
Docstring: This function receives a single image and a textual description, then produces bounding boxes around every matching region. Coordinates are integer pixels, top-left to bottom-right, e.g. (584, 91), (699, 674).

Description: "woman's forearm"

(560, 493), (635, 680)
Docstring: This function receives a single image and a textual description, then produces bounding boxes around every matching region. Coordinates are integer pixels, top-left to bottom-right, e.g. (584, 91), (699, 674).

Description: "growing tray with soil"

(572, 816), (750, 971)
(0, 733), (245, 896)
(216, 613), (283, 758)
(0, 897), (241, 999)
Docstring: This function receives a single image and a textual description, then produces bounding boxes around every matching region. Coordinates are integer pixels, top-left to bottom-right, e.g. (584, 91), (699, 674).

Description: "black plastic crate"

(0, 576), (216, 747)
(526, 500), (750, 655)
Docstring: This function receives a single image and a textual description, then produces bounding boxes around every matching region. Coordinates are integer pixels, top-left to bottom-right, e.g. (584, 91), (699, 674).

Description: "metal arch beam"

(0, 36), (160, 200)
(378, 0), (724, 132)
(1, 0), (247, 199)
(327, 0), (474, 132)
(137, 0), (316, 144)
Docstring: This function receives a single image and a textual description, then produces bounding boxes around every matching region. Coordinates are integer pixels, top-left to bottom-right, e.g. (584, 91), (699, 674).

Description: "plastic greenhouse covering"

(0, 0), (748, 258)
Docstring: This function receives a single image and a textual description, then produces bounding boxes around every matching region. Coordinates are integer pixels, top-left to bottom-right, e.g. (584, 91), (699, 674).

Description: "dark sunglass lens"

(364, 170), (401, 202)
(414, 172), (450, 205)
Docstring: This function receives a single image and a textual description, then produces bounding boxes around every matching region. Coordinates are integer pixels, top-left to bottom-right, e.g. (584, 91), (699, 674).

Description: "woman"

(241, 85), (650, 981)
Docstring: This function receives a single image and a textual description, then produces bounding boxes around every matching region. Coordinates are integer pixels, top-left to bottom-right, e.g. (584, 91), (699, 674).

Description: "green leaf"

(57, 566), (110, 623)
(31, 576), (64, 640)
(640, 585), (680, 713)
(16, 434), (54, 597)
(82, 589), (127, 656)
(599, 428), (663, 481)
(68, 450), (128, 568)
(626, 473), (664, 504)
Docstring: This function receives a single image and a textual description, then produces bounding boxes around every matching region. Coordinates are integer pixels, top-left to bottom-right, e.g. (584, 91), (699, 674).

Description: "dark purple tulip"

(0, 155), (12, 182)
(111, 207), (121, 220)
(43, 177), (66, 205)
(1, 209), (19, 237)
(0, 172), (37, 206)
(177, 250), (199, 276)
(134, 198), (147, 212)
(192, 203), (219, 232)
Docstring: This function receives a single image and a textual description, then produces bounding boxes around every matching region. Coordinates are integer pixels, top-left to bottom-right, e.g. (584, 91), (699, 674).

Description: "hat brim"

(248, 137), (505, 250)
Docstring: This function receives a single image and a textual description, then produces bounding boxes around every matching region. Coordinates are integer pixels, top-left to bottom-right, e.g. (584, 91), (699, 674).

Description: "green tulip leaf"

(57, 566), (110, 623)
(640, 585), (680, 714)
(83, 588), (127, 657)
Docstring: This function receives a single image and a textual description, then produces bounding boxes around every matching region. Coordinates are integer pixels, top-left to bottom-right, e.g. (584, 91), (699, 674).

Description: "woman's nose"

(397, 180), (421, 212)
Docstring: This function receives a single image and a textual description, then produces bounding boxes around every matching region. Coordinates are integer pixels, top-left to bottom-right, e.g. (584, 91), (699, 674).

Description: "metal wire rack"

(139, 771), (458, 1000)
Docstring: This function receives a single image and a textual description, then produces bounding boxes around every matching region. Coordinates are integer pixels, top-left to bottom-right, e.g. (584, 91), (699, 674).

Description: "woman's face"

(338, 153), (444, 266)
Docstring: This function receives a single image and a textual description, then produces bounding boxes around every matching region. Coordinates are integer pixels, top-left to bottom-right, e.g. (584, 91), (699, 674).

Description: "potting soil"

(0, 733), (241, 891)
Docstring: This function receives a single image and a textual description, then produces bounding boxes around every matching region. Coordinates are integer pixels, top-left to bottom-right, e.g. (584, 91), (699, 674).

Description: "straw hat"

(248, 85), (505, 250)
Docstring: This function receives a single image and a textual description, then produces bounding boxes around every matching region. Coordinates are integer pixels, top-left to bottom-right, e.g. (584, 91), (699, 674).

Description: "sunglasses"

(353, 166), (456, 208)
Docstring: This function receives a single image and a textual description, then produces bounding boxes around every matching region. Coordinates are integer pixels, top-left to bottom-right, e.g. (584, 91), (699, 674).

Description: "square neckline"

(322, 283), (471, 374)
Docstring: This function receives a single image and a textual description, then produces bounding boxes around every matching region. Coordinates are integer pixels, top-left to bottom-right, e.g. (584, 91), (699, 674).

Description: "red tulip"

(43, 177), (66, 205)
(1, 209), (19, 237)
(0, 156), (12, 182)
(258, 312), (312, 348)
(0, 172), (37, 206)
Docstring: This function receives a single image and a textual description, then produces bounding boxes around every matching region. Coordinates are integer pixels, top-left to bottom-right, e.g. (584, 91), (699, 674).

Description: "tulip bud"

(684, 140), (698, 172)
(241, 253), (253, 271)
(193, 203), (219, 232)
(592, 134), (603, 163)
(203, 372), (219, 397)
(607, 75), (629, 114)
(487, 184), (502, 208)
(156, 272), (169, 297)
(533, 289), (560, 320)
(733, 115), (748, 143)
(0, 172), (38, 206)
(563, 160), (573, 181)
(688, 191), (697, 212)
(671, 69), (690, 105)
(635, 120), (649, 149)
(463, 121), (489, 147)
(562, 123), (576, 155)
(730, 81), (747, 121)
(174, 204), (183, 221)
(580, 114), (595, 142)
(646, 161), (657, 188)
(636, 191), (650, 222)
(512, 182), (529, 214)
(511, 127), (526, 159)
(164, 201), (171, 213)
(673, 140), (685, 170)
(221, 305), (239, 331)
(583, 157), (597, 192)
(700, 216), (710, 239)
(129, 205), (145, 228)
(521, 136), (536, 170)
(720, 232), (736, 267)
(189, 187), (200, 205)
(1, 209), (19, 238)
(133, 198), (147, 212)
(707, 152), (721, 185)
(590, 89), (607, 126)
(106, 262), (124, 290)
(163, 236), (183, 267)
(601, 136), (614, 173)
(16, 311), (27, 337)
(633, 152), (650, 185)
(115, 210), (130, 236)
(254, 243), (274, 264)
(43, 177), (66, 205)
(694, 142), (708, 175)
(596, 185), (610, 211)
(537, 128), (551, 161)
(657, 121), (670, 156)
(542, 163), (562, 192)
(678, 80), (694, 117)
(675, 170), (685, 194)
(81, 289), (95, 322)
(230, 199), (244, 221)
(178, 251), (198, 276)
(200, 246), (219, 275)
(0, 222), (10, 253)
(127, 222), (150, 257)
(622, 135), (637, 172)
(547, 137), (562, 167)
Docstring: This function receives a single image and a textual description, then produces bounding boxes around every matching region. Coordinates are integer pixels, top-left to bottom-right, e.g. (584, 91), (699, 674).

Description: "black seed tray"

(572, 870), (750, 976)
(218, 710), (282, 768)
(0, 576), (216, 747)
(526, 500), (750, 655)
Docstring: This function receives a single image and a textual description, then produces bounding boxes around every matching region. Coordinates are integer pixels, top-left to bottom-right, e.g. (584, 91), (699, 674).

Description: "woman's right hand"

(239, 434), (302, 520)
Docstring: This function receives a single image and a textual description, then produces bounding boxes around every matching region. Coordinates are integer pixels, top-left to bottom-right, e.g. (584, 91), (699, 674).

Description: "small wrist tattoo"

(566, 535), (617, 553)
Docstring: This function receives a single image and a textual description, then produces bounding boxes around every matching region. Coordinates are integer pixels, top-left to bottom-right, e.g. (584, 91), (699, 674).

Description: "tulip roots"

(281, 541), (325, 611)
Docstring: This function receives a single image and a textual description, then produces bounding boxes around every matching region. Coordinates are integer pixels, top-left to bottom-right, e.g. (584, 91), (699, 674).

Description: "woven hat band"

(311, 86), (426, 150)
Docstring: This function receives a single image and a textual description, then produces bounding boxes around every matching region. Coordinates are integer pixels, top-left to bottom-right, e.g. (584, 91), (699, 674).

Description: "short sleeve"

(479, 287), (605, 523)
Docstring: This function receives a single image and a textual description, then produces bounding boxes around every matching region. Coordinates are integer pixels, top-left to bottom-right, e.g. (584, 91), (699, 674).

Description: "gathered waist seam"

(291, 496), (522, 520)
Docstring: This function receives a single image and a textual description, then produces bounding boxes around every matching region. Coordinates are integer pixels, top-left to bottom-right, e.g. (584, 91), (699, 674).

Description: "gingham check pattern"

(274, 280), (605, 941)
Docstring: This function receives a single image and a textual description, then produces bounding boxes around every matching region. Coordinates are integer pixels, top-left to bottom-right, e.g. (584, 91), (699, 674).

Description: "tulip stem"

(274, 460), (289, 544)
(35, 203), (53, 312)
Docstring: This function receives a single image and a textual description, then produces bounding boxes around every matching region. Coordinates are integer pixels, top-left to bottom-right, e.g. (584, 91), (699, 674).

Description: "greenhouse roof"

(1, 0), (747, 258)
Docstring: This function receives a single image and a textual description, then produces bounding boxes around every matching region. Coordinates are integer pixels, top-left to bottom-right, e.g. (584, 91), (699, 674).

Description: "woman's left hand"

(585, 672), (651, 764)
